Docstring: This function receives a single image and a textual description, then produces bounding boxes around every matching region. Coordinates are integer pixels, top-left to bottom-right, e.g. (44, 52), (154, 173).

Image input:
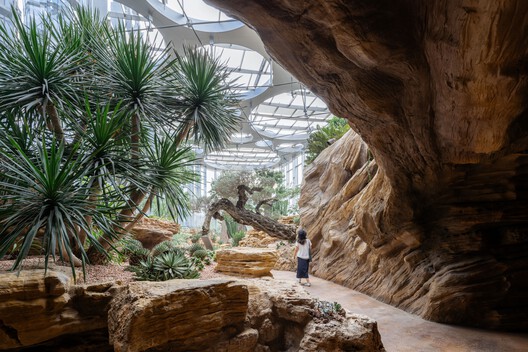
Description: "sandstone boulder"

(207, 0), (528, 331)
(0, 269), (115, 350)
(107, 279), (249, 352)
(244, 278), (385, 351)
(0, 270), (385, 352)
(238, 229), (276, 248)
(130, 218), (180, 250)
(215, 248), (278, 277)
(273, 242), (296, 272)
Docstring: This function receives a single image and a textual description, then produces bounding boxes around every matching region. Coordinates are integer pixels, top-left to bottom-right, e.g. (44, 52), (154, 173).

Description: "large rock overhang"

(206, 0), (528, 331)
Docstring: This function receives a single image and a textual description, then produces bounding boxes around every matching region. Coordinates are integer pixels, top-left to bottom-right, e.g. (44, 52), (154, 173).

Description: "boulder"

(107, 279), (249, 352)
(0, 270), (385, 351)
(238, 229), (277, 248)
(0, 269), (115, 350)
(215, 248), (278, 277)
(273, 242), (296, 272)
(244, 278), (385, 352)
(129, 218), (180, 250)
(206, 0), (528, 331)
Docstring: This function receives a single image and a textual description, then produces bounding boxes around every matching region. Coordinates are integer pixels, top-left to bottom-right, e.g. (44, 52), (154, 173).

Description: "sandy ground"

(0, 256), (225, 284)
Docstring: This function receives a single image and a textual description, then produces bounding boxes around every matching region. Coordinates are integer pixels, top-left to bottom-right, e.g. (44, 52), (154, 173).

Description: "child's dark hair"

(297, 229), (307, 245)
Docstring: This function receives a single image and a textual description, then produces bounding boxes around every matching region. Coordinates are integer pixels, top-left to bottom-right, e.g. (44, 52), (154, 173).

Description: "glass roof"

(200, 43), (272, 97)
(250, 90), (331, 139)
(165, 0), (232, 22)
(100, 0), (334, 170)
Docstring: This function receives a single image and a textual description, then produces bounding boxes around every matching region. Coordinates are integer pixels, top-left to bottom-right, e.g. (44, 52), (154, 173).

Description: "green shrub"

(128, 251), (199, 281)
(189, 256), (205, 271)
(172, 232), (191, 246)
(151, 241), (185, 257)
(192, 249), (208, 259)
(230, 231), (246, 247)
(190, 233), (202, 243)
(121, 238), (150, 265)
(187, 243), (205, 256)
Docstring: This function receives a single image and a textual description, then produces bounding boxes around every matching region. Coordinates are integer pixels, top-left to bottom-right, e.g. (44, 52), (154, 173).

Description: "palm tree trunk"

(87, 188), (147, 264)
(175, 121), (193, 147)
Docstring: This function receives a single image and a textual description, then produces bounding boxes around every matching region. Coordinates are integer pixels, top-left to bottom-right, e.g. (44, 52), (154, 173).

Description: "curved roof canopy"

(113, 0), (334, 169)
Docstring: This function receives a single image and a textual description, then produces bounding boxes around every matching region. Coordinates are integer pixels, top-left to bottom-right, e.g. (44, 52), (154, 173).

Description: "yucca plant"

(0, 134), (116, 279)
(0, 7), (87, 141)
(172, 47), (242, 151)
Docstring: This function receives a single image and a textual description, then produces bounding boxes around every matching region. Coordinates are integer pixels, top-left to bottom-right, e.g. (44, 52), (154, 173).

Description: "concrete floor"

(272, 271), (528, 352)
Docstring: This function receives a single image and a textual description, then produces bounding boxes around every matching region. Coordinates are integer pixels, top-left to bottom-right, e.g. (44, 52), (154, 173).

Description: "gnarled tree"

(202, 185), (296, 241)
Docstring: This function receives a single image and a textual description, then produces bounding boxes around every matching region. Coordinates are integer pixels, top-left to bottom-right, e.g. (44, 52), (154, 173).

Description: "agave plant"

(128, 251), (199, 281)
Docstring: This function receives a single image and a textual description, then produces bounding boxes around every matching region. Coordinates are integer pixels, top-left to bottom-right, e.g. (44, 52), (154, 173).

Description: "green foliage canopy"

(306, 116), (350, 164)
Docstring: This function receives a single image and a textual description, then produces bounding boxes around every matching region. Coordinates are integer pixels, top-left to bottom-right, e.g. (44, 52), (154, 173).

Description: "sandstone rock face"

(244, 279), (385, 352)
(108, 279), (249, 352)
(0, 271), (384, 351)
(130, 217), (180, 250)
(0, 269), (115, 350)
(215, 247), (278, 277)
(206, 0), (528, 331)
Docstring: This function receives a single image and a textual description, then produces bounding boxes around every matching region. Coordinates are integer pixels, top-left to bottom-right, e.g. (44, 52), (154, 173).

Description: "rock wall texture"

(215, 247), (278, 277)
(206, 0), (528, 330)
(0, 271), (384, 351)
(108, 279), (249, 352)
(0, 269), (116, 350)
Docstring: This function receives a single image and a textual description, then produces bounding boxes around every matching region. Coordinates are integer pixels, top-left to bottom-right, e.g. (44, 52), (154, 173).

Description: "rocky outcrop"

(108, 279), (249, 352)
(215, 248), (278, 277)
(244, 278), (385, 351)
(0, 269), (116, 350)
(238, 230), (277, 248)
(130, 218), (180, 250)
(206, 0), (528, 331)
(0, 271), (384, 351)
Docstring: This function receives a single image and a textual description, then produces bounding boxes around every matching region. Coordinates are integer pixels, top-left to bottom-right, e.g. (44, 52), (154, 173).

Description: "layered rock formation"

(0, 269), (115, 350)
(108, 279), (248, 352)
(130, 218), (180, 250)
(215, 247), (278, 277)
(0, 270), (384, 351)
(206, 0), (528, 330)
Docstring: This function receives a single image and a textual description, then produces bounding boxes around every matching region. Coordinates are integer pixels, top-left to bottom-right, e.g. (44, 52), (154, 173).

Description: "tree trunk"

(202, 198), (296, 241)
(45, 103), (64, 142)
(87, 188), (147, 264)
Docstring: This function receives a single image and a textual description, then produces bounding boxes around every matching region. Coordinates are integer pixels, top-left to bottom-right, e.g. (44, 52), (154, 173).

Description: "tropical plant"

(128, 251), (199, 281)
(0, 134), (116, 279)
(305, 116), (350, 164)
(0, 4), (241, 274)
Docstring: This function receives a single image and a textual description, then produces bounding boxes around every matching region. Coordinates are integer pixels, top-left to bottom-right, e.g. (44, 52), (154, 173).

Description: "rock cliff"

(206, 0), (528, 330)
